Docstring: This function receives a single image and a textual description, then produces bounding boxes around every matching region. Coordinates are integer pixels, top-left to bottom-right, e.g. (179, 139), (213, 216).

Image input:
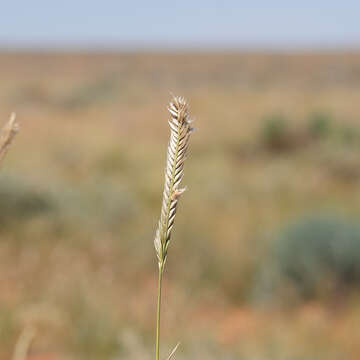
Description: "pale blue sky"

(1, 0), (359, 50)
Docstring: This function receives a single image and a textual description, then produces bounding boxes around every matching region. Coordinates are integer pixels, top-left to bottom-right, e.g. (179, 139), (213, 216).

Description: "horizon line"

(1, 43), (360, 54)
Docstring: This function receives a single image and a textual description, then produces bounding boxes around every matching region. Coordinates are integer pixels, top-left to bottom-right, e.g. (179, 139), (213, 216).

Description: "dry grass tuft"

(0, 113), (19, 162)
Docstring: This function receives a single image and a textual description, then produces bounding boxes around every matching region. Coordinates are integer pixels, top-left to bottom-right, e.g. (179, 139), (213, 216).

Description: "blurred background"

(1, 1), (360, 359)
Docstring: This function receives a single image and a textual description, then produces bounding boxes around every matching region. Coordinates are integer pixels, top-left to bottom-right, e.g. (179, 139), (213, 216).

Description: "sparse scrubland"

(1, 52), (360, 359)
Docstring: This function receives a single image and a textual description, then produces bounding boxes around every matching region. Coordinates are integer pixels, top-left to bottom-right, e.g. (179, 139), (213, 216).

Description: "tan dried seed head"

(154, 96), (193, 268)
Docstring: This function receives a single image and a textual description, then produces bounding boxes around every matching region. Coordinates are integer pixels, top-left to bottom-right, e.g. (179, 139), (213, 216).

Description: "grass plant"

(0, 113), (18, 162)
(153, 96), (193, 360)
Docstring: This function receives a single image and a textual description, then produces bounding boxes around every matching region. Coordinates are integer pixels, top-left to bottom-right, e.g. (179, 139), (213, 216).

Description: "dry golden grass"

(154, 96), (193, 360)
(0, 113), (18, 162)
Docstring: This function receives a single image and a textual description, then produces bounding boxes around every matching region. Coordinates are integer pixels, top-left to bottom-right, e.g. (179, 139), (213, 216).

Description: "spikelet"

(154, 96), (193, 268)
(0, 113), (19, 163)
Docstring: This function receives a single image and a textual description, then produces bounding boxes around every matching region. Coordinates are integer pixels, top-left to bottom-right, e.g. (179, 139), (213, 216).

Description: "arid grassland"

(1, 52), (360, 360)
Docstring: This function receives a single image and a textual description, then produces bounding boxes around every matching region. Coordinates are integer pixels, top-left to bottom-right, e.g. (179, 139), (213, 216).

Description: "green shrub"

(256, 214), (360, 301)
(308, 112), (332, 139)
(59, 77), (118, 109)
(0, 175), (55, 226)
(338, 124), (360, 146)
(260, 114), (291, 151)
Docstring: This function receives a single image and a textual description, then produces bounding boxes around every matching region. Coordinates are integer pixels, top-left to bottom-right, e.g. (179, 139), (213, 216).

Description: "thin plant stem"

(155, 265), (163, 360)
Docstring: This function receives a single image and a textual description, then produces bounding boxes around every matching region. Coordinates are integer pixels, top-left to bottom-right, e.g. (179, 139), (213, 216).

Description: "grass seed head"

(0, 113), (19, 163)
(154, 96), (193, 268)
